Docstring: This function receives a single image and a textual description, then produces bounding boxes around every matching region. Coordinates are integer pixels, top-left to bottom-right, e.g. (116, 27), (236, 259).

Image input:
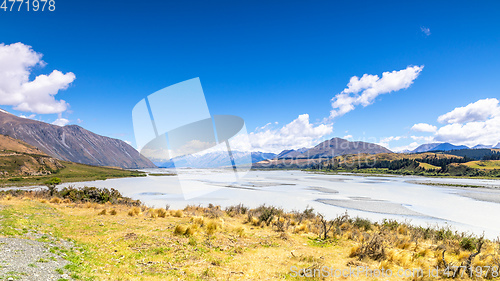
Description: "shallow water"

(57, 169), (500, 238)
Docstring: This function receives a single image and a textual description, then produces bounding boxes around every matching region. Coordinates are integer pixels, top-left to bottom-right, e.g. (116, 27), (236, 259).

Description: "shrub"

(460, 237), (477, 251)
(225, 204), (248, 217)
(353, 217), (372, 231)
(351, 233), (386, 261)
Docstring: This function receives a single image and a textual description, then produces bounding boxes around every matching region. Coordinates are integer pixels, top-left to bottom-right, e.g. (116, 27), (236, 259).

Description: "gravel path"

(0, 237), (72, 281)
(0, 203), (74, 281)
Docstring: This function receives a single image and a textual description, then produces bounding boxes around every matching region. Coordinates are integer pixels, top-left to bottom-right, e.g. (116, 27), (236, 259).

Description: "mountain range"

(155, 151), (276, 168)
(253, 137), (393, 168)
(412, 142), (500, 153)
(0, 110), (155, 169)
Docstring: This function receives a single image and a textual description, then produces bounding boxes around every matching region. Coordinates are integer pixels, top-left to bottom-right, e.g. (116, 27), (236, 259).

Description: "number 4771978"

(1, 0), (55, 11)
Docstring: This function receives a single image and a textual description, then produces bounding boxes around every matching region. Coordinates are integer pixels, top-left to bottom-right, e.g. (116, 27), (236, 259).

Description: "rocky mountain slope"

(0, 110), (155, 169)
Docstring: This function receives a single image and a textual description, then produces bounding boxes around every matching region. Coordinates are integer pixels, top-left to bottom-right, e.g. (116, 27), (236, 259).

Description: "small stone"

(8, 277), (14, 281)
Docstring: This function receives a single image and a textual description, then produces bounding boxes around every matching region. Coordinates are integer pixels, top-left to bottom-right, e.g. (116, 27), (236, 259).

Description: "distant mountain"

(412, 143), (441, 153)
(251, 152), (277, 163)
(412, 142), (469, 153)
(431, 143), (469, 151)
(472, 144), (493, 149)
(276, 147), (309, 159)
(156, 151), (275, 168)
(0, 110), (155, 169)
(298, 137), (392, 158)
(253, 137), (392, 169)
(495, 143), (500, 149)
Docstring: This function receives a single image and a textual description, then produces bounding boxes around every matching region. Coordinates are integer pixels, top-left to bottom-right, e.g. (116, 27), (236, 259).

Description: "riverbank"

(0, 188), (499, 280)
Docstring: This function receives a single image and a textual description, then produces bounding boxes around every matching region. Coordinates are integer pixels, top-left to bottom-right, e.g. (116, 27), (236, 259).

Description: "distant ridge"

(412, 142), (469, 153)
(155, 151), (275, 168)
(0, 109), (155, 169)
(472, 144), (493, 149)
(283, 137), (392, 159)
(254, 137), (392, 168)
(276, 147), (309, 159)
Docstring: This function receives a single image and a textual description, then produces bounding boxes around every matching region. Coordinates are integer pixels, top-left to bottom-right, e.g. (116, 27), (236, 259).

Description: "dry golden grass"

(49, 197), (62, 204)
(173, 209), (183, 217)
(127, 206), (140, 216)
(0, 196), (498, 280)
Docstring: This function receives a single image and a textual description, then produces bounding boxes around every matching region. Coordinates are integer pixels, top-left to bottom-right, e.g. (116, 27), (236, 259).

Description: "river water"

(56, 169), (500, 239)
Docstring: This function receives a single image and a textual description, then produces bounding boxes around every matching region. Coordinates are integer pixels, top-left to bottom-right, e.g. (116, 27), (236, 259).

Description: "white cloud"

(437, 98), (499, 124)
(435, 117), (500, 147)
(412, 98), (500, 147)
(243, 114), (333, 153)
(392, 142), (420, 153)
(410, 135), (435, 142)
(330, 65), (424, 118)
(52, 117), (70, 126)
(343, 134), (353, 140)
(19, 113), (36, 119)
(421, 26), (431, 36)
(377, 136), (405, 148)
(411, 123), (437, 133)
(0, 42), (75, 114)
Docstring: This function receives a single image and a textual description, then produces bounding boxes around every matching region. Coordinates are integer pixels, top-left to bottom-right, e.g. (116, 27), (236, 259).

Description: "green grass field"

(418, 162), (440, 170)
(463, 160), (500, 170)
(0, 161), (145, 187)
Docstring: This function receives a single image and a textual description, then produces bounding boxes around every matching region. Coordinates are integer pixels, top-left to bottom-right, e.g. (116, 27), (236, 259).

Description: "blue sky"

(1, 0), (500, 152)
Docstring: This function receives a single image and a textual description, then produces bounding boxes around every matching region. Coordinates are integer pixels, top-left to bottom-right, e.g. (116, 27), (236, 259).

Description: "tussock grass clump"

(174, 225), (187, 236)
(156, 208), (167, 218)
(184, 225), (198, 236)
(98, 209), (107, 215)
(173, 210), (183, 218)
(128, 207), (141, 217)
(205, 220), (220, 235)
(49, 197), (62, 204)
(39, 199), (47, 203)
(149, 209), (158, 218)
(109, 209), (118, 216)
(190, 216), (204, 226)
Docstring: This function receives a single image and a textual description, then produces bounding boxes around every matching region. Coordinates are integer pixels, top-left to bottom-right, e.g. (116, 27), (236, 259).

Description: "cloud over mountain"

(411, 98), (500, 147)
